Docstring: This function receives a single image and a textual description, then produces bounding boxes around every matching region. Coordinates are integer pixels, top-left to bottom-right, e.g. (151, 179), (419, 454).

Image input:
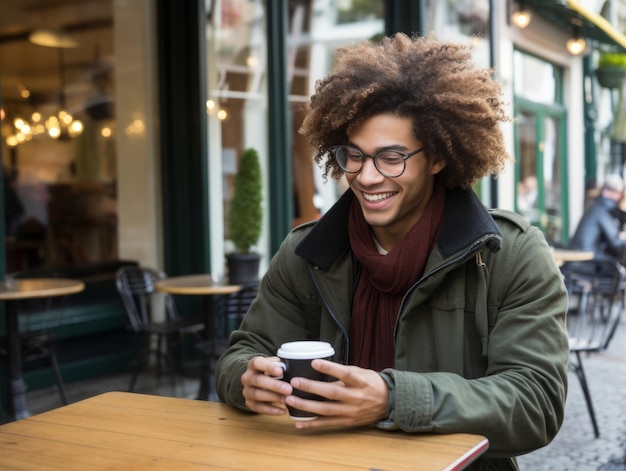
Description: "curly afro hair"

(299, 33), (512, 189)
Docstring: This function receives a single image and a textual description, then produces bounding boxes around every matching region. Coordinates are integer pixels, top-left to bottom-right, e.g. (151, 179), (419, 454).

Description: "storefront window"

(1, 1), (117, 273)
(426, 0), (490, 68)
(514, 50), (566, 244)
(514, 51), (557, 105)
(206, 0), (384, 252)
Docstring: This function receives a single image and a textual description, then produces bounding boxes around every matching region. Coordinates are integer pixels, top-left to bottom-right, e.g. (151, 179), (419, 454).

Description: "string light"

(512, 2), (532, 29)
(566, 36), (587, 56)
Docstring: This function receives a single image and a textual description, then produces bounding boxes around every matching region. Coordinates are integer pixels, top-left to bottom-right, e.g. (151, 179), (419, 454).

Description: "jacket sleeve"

(387, 223), (569, 457)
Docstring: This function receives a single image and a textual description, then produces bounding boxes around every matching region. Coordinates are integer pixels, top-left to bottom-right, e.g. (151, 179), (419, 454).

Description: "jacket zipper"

(307, 263), (351, 364)
(393, 235), (499, 343)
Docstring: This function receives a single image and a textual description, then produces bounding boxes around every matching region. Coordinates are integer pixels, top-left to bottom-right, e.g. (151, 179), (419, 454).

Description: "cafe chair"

(223, 283), (259, 336)
(560, 259), (626, 438)
(115, 266), (205, 395)
(195, 283), (258, 391)
(197, 282), (259, 355)
(0, 297), (68, 405)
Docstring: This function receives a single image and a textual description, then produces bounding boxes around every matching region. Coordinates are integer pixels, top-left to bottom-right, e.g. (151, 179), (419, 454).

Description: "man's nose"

(357, 157), (385, 183)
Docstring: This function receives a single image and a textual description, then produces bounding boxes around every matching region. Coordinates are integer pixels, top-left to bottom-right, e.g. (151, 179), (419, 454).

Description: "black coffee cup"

(276, 341), (335, 420)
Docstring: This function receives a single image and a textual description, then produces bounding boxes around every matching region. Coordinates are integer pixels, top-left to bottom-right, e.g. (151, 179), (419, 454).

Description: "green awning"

(523, 0), (626, 52)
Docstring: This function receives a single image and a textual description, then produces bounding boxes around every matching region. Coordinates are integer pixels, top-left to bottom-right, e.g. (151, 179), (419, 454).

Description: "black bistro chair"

(197, 282), (259, 359)
(0, 296), (68, 405)
(115, 266), (204, 395)
(193, 282), (258, 399)
(560, 259), (626, 438)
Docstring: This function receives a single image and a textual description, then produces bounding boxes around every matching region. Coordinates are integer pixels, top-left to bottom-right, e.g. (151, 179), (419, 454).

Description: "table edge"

(444, 437), (490, 471)
(0, 279), (86, 300)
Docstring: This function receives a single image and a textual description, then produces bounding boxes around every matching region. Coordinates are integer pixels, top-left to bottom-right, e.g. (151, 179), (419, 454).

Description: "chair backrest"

(561, 260), (626, 352)
(115, 266), (177, 332)
(220, 283), (258, 335)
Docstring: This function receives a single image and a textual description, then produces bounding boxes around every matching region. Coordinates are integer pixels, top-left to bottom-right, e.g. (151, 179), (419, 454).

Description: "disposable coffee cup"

(276, 341), (335, 420)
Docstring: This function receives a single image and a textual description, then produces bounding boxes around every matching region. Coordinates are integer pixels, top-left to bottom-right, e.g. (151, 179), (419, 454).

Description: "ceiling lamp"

(512, 1), (532, 29)
(29, 28), (78, 48)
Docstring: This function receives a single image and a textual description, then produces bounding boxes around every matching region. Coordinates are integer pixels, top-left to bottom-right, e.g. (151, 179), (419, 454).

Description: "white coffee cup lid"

(277, 341), (335, 359)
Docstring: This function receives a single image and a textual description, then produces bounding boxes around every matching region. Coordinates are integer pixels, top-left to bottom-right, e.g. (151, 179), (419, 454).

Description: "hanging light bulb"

(68, 119), (84, 137)
(512, 1), (532, 29)
(566, 36), (587, 55)
(566, 23), (586, 56)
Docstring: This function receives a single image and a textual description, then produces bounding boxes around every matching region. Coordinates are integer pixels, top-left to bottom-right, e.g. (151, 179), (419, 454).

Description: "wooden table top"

(155, 274), (241, 295)
(0, 278), (85, 301)
(551, 248), (594, 267)
(0, 392), (488, 470)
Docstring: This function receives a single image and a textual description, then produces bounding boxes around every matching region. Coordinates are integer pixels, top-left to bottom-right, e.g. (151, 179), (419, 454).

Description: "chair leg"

(129, 356), (144, 392)
(48, 340), (68, 405)
(169, 333), (183, 396)
(129, 333), (151, 392)
(572, 351), (600, 438)
(165, 347), (178, 397)
(156, 334), (163, 386)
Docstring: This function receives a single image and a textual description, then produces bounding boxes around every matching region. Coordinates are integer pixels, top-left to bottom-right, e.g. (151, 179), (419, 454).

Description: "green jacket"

(216, 188), (569, 470)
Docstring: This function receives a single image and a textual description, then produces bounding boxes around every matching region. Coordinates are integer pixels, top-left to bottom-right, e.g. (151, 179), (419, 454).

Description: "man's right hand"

(241, 356), (293, 415)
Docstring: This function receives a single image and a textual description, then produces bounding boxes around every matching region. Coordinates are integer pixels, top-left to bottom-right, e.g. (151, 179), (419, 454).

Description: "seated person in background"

(569, 174), (626, 260)
(216, 33), (569, 471)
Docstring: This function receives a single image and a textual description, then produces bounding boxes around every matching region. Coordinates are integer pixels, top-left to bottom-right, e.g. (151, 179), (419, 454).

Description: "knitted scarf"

(348, 184), (445, 371)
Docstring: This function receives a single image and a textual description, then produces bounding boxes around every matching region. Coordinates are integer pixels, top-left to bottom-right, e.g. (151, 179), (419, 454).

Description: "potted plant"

(226, 147), (263, 285)
(595, 52), (626, 89)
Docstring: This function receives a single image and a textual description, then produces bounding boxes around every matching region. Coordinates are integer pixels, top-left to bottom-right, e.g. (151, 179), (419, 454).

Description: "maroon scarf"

(348, 184), (445, 371)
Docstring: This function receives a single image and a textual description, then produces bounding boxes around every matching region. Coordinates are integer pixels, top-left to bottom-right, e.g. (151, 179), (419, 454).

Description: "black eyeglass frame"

(330, 144), (425, 178)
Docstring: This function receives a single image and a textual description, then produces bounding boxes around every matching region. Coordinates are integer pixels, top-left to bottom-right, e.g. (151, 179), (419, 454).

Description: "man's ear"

(430, 159), (446, 176)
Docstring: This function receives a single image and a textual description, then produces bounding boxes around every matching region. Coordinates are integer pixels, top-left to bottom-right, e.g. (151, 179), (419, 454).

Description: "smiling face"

(345, 113), (446, 251)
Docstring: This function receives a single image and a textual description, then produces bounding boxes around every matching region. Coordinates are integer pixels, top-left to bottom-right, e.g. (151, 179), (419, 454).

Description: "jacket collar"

(295, 187), (502, 270)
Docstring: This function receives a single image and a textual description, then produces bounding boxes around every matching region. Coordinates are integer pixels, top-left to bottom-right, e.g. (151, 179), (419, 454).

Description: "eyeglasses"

(331, 144), (425, 178)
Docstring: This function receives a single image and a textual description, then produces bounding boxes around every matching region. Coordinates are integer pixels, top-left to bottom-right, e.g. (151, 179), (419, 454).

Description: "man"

(569, 174), (626, 260)
(216, 34), (568, 470)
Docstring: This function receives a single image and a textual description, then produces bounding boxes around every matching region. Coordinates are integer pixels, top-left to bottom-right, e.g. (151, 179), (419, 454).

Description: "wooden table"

(552, 248), (594, 267)
(0, 278), (85, 421)
(155, 274), (241, 401)
(0, 392), (489, 470)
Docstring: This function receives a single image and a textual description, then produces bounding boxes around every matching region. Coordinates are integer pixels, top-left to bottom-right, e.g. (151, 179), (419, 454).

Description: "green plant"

(598, 52), (626, 69)
(227, 148), (263, 253)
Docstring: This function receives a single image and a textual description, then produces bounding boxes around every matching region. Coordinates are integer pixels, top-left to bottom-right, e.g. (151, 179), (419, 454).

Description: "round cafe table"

(155, 274), (240, 401)
(551, 248), (594, 267)
(0, 278), (85, 421)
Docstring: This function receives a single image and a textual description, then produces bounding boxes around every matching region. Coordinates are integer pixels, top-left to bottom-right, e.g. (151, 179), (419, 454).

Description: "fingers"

(241, 356), (293, 416)
(283, 361), (389, 429)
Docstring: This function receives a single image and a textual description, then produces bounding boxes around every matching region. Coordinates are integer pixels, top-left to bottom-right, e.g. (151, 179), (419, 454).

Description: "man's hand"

(241, 356), (293, 416)
(284, 359), (389, 430)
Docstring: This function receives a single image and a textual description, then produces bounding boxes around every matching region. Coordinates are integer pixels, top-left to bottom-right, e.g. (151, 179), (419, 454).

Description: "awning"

(522, 0), (626, 52)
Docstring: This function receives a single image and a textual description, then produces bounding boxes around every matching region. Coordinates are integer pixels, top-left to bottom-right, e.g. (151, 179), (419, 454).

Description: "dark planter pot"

(226, 253), (261, 285)
(595, 66), (626, 89)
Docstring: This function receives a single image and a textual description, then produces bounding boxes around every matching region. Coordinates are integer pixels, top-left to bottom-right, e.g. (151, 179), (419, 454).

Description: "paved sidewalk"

(517, 317), (626, 471)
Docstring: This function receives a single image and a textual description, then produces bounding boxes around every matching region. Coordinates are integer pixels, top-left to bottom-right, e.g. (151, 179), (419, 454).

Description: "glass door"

(515, 99), (568, 245)
(513, 49), (568, 245)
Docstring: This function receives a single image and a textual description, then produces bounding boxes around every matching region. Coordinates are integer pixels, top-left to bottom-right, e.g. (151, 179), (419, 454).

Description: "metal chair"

(221, 283), (259, 337)
(560, 259), (626, 438)
(0, 297), (68, 406)
(115, 266), (204, 394)
(195, 283), (258, 398)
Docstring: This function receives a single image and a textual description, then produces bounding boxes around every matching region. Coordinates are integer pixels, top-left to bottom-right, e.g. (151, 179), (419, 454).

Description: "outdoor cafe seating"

(560, 259), (626, 438)
(115, 266), (205, 395)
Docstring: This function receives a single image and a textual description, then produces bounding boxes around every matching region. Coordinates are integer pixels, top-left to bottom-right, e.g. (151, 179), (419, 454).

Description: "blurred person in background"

(569, 174), (626, 261)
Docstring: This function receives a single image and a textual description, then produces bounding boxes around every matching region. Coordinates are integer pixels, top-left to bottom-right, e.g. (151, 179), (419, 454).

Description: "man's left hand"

(284, 359), (389, 429)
